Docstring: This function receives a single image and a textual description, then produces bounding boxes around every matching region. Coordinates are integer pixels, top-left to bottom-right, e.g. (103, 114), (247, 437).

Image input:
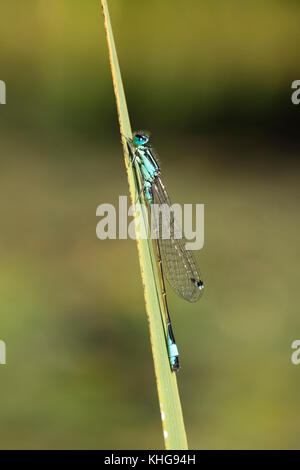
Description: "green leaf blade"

(101, 0), (188, 450)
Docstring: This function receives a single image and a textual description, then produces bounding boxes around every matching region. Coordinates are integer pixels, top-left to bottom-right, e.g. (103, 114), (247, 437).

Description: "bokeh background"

(1, 0), (300, 449)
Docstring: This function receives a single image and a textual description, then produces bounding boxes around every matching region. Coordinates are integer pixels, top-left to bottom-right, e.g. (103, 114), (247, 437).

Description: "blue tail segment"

(167, 323), (180, 371)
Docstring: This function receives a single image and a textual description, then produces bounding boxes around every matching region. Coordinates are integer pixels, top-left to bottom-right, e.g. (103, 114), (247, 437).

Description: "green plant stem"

(101, 0), (188, 449)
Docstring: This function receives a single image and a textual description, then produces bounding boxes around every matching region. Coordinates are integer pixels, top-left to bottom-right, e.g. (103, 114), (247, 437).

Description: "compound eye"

(134, 133), (149, 146)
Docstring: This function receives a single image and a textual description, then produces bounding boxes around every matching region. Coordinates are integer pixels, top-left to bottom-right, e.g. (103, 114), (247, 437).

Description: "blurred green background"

(0, 0), (300, 449)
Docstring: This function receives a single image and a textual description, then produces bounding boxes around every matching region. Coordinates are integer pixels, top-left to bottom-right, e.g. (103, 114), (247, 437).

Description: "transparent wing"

(151, 177), (204, 303)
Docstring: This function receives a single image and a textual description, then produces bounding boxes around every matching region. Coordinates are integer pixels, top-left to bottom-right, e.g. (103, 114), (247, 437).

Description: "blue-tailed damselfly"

(124, 132), (204, 371)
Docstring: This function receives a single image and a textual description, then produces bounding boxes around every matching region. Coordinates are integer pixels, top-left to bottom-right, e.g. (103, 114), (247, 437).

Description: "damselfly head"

(133, 133), (149, 146)
(191, 278), (204, 290)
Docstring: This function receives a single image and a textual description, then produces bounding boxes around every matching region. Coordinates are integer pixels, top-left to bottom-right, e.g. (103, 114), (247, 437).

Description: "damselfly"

(124, 132), (204, 371)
